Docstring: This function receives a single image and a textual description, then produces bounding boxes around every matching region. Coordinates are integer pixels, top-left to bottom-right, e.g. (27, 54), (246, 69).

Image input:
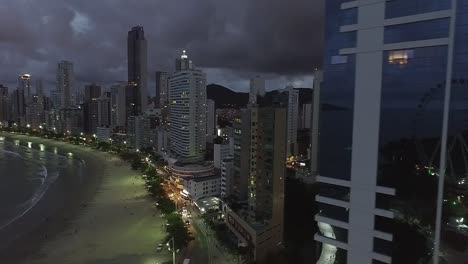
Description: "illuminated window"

(388, 49), (414, 65)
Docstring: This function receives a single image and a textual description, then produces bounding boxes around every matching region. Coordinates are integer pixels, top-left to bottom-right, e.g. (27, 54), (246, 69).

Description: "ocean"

(0, 136), (85, 250)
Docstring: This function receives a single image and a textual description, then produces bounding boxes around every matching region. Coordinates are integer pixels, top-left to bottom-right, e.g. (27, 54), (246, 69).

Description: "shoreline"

(0, 133), (171, 264)
(0, 133), (106, 263)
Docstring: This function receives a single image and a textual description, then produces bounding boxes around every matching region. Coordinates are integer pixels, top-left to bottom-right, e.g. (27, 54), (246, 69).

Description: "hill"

(207, 84), (248, 108)
(207, 84), (314, 109)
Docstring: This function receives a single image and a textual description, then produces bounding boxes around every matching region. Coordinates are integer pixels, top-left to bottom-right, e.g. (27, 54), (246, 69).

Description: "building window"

(388, 49), (414, 65)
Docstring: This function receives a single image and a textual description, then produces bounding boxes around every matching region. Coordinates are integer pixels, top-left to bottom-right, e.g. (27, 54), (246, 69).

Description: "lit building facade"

(169, 51), (207, 162)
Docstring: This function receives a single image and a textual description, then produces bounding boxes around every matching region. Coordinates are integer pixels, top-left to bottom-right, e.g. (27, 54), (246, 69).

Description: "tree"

(165, 213), (193, 249)
(131, 157), (142, 170)
(158, 197), (176, 215)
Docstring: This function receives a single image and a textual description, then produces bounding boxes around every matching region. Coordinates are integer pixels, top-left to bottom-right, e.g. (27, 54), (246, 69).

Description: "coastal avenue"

(153, 161), (238, 264)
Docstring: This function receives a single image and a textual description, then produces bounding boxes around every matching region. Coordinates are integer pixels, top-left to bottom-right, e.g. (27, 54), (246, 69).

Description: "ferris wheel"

(410, 78), (468, 179)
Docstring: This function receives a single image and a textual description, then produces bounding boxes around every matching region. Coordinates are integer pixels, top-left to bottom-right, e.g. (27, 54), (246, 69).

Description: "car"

(185, 220), (190, 225)
(156, 243), (163, 252)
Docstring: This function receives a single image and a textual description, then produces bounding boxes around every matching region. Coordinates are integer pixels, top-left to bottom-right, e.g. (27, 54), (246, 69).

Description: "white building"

(56, 61), (74, 108)
(110, 82), (127, 128)
(206, 99), (216, 136)
(183, 175), (221, 201)
(169, 50), (207, 162)
(214, 139), (233, 169)
(286, 86), (299, 157)
(220, 157), (234, 198)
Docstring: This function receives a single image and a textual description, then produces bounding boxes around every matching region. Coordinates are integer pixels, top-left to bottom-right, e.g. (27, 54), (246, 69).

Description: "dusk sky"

(0, 0), (324, 94)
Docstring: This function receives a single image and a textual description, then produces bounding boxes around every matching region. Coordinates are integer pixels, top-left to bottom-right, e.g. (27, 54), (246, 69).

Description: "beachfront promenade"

(0, 133), (172, 264)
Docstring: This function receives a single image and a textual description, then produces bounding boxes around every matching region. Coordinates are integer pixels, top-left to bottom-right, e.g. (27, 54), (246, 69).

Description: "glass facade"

(317, 1), (468, 263)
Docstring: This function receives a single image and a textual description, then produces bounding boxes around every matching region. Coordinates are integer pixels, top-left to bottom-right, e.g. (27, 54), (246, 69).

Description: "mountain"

(207, 84), (248, 108)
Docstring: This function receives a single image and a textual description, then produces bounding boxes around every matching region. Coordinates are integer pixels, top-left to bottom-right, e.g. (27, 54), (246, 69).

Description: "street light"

(166, 236), (176, 264)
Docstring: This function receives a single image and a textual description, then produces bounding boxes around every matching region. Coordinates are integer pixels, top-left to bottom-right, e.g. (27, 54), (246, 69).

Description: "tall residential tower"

(127, 26), (148, 115)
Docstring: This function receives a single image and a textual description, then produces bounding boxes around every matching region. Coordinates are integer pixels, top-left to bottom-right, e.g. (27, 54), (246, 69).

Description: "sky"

(0, 0), (323, 95)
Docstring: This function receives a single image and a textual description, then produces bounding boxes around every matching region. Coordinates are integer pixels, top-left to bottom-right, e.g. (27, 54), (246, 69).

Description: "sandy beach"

(0, 134), (171, 264)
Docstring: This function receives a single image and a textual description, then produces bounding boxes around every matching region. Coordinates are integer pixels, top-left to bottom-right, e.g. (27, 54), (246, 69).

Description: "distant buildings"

(155, 71), (168, 108)
(248, 75), (266, 105)
(0, 85), (9, 123)
(56, 61), (74, 108)
(84, 84), (101, 102)
(127, 26), (148, 116)
(110, 82), (127, 128)
(169, 50), (207, 162)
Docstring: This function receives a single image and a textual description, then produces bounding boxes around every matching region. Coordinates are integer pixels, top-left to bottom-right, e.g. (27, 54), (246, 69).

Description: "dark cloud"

(0, 0), (323, 92)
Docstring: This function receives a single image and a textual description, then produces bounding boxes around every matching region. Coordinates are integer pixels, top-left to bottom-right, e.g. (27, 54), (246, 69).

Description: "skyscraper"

(169, 50), (207, 162)
(56, 61), (74, 108)
(316, 1), (466, 264)
(249, 75), (266, 105)
(175, 50), (193, 71)
(0, 85), (9, 122)
(155, 71), (168, 108)
(12, 74), (29, 125)
(286, 86), (299, 157)
(127, 26), (148, 115)
(35, 79), (43, 98)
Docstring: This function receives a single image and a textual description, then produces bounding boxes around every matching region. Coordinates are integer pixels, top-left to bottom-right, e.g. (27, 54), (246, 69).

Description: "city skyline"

(0, 0), (320, 93)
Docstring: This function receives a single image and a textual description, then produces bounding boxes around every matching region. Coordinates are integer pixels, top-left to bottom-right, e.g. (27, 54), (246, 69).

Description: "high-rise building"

(232, 109), (251, 200)
(175, 50), (193, 71)
(110, 82), (127, 128)
(0, 85), (9, 122)
(286, 86), (299, 157)
(84, 84), (102, 102)
(249, 75), (266, 105)
(169, 50), (207, 162)
(35, 79), (43, 97)
(220, 157), (234, 198)
(12, 74), (29, 125)
(310, 70), (322, 178)
(155, 71), (169, 108)
(127, 115), (151, 150)
(225, 105), (287, 263)
(18, 74), (32, 104)
(206, 99), (216, 136)
(127, 26), (148, 115)
(56, 61), (74, 108)
(213, 138), (233, 169)
(316, 2), (467, 264)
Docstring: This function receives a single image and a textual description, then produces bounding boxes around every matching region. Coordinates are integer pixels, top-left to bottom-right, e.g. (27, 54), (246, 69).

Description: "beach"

(0, 133), (170, 264)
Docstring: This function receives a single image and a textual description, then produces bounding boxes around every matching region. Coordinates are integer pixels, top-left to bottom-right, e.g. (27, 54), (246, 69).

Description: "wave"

(0, 150), (56, 232)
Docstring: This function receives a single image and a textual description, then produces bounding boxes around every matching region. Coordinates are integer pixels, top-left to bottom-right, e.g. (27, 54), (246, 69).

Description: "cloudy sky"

(0, 0), (323, 94)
